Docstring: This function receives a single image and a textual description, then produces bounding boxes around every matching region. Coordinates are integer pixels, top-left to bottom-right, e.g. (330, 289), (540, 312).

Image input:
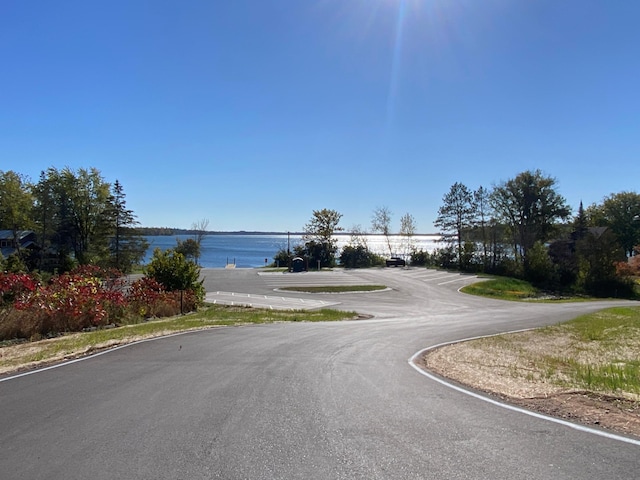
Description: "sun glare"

(314, 0), (462, 128)
(386, 0), (408, 128)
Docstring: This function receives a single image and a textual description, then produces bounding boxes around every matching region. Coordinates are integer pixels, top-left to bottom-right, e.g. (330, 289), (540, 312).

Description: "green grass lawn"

(279, 285), (387, 293)
(460, 277), (540, 300)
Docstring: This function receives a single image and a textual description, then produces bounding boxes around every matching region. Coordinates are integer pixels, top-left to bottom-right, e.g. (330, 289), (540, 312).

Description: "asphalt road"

(1, 267), (638, 479)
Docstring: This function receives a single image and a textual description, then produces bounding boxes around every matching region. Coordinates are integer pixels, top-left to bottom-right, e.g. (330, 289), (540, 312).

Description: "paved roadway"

(1, 267), (638, 479)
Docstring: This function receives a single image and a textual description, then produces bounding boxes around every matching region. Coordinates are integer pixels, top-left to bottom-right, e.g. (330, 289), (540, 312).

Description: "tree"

(573, 201), (589, 241)
(576, 228), (629, 297)
(600, 191), (640, 257)
(347, 224), (369, 250)
(302, 208), (343, 268)
(106, 180), (148, 273)
(32, 170), (57, 271)
(473, 186), (492, 271)
(490, 170), (571, 264)
(434, 182), (475, 270)
(175, 238), (200, 262)
(0, 171), (34, 257)
(42, 167), (113, 266)
(191, 218), (210, 265)
(399, 212), (417, 259)
(371, 206), (393, 256)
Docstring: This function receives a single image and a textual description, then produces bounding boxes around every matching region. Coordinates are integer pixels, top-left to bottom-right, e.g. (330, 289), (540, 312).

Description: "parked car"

(386, 257), (406, 267)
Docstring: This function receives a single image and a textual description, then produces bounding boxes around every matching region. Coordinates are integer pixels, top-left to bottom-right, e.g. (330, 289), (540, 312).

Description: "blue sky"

(2, 0), (639, 233)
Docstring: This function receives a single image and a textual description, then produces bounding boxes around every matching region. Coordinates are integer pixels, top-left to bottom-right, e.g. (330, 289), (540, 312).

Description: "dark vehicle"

(386, 257), (406, 267)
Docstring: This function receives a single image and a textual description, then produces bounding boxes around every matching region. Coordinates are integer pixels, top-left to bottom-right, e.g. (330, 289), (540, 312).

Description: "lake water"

(143, 234), (444, 268)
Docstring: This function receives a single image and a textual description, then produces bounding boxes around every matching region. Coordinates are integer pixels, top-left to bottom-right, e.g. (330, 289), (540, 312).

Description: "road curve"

(1, 268), (638, 479)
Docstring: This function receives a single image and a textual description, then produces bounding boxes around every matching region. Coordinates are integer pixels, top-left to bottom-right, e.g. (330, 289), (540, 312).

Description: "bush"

(491, 257), (524, 279)
(433, 247), (457, 269)
(616, 253), (640, 279)
(17, 266), (127, 333)
(410, 249), (432, 267)
(524, 242), (556, 288)
(340, 245), (381, 268)
(4, 253), (28, 273)
(272, 248), (291, 268)
(0, 308), (43, 341)
(0, 266), (128, 340)
(145, 248), (204, 305)
(126, 277), (199, 318)
(582, 277), (635, 299)
(0, 272), (39, 306)
(460, 241), (480, 272)
(0, 264), (205, 342)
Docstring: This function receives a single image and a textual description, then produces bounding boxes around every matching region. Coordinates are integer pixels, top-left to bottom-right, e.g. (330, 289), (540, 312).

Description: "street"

(0, 267), (637, 479)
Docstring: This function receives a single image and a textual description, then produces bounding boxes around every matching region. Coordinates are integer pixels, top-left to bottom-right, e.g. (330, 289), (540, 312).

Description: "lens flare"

(386, 0), (408, 129)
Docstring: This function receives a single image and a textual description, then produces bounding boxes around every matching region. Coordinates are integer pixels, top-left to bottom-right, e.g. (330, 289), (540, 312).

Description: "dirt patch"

(419, 342), (640, 439)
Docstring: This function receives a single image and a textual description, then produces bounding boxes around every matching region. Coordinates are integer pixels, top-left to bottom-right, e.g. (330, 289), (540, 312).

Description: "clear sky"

(2, 0), (639, 233)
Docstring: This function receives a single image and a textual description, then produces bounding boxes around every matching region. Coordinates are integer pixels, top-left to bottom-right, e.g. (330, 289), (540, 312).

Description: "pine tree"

(434, 182), (475, 270)
(107, 180), (149, 273)
(573, 201), (588, 241)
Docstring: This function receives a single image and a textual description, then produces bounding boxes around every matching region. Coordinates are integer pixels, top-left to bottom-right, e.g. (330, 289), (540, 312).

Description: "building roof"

(0, 230), (37, 258)
(0, 230), (34, 241)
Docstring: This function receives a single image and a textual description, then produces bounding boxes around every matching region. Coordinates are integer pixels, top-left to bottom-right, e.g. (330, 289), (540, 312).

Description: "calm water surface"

(143, 234), (443, 268)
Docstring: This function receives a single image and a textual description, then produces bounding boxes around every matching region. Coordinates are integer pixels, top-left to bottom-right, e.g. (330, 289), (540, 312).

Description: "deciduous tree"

(576, 228), (629, 297)
(0, 171), (34, 256)
(399, 212), (417, 259)
(32, 170), (57, 270)
(175, 238), (200, 262)
(46, 167), (113, 265)
(303, 208), (343, 268)
(490, 170), (570, 264)
(191, 218), (210, 265)
(600, 191), (640, 257)
(371, 206), (393, 256)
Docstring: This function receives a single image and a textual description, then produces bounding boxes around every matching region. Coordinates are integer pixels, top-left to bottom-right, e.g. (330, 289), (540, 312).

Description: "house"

(0, 230), (37, 259)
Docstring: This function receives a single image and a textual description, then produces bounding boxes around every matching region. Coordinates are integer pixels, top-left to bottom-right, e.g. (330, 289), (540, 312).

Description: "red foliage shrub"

(1, 266), (201, 341)
(0, 273), (39, 306)
(616, 251), (640, 278)
(10, 266), (127, 337)
(126, 277), (199, 317)
(127, 277), (170, 318)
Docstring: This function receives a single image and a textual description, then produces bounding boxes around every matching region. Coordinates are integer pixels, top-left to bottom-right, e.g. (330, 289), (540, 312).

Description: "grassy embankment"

(0, 305), (356, 375)
(458, 276), (640, 397)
